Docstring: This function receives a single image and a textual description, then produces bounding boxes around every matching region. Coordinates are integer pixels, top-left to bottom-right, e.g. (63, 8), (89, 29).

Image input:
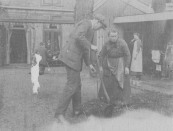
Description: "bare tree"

(74, 0), (94, 23)
(0, 2), (6, 66)
(151, 0), (167, 49)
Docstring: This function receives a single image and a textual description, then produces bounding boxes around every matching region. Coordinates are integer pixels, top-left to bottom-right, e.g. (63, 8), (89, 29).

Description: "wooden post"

(151, 0), (166, 50)
(6, 28), (12, 64)
(0, 26), (2, 65)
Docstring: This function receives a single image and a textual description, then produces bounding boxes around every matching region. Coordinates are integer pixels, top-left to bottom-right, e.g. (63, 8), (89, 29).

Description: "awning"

(114, 11), (173, 23)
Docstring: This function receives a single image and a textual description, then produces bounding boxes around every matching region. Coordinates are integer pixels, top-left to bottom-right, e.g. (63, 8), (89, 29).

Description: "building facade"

(94, 0), (173, 73)
(0, 0), (75, 65)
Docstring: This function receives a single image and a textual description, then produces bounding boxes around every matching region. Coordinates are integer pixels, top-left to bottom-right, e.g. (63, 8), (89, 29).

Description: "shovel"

(95, 54), (114, 117)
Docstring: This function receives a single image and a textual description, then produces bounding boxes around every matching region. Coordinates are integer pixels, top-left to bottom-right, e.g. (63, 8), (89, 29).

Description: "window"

(42, 0), (62, 6)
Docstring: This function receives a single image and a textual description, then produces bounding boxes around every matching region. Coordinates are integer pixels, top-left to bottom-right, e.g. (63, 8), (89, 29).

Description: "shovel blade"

(103, 105), (114, 118)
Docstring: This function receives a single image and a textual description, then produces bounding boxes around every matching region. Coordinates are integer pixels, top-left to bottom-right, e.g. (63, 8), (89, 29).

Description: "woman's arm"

(135, 40), (142, 57)
(99, 44), (107, 66)
(130, 39), (135, 44)
(121, 40), (131, 68)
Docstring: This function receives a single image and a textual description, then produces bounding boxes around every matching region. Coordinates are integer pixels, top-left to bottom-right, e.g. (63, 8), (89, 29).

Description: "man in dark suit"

(55, 14), (107, 121)
(35, 42), (48, 75)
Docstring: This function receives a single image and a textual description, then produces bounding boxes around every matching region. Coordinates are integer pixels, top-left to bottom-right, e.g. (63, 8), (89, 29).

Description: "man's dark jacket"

(58, 20), (94, 71)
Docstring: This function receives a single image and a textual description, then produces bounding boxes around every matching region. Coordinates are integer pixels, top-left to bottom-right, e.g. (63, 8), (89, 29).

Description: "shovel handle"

(96, 54), (110, 103)
(100, 75), (110, 103)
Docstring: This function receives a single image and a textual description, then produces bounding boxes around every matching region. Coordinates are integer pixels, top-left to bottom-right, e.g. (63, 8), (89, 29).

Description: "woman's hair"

(133, 32), (140, 37)
(108, 28), (118, 36)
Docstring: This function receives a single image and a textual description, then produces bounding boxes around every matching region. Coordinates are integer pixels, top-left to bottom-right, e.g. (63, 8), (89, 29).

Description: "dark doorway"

(10, 28), (27, 63)
(124, 30), (134, 54)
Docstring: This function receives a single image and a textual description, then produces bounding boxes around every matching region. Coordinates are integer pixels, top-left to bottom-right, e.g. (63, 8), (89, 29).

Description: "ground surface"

(0, 64), (173, 131)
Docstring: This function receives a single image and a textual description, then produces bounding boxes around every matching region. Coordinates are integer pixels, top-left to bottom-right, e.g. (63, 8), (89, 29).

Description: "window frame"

(41, 0), (63, 6)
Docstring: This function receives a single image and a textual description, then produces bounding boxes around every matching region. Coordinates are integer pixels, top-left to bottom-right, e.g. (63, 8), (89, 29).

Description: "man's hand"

(131, 39), (135, 42)
(89, 64), (96, 74)
(91, 45), (98, 52)
(125, 67), (129, 75)
(99, 67), (103, 75)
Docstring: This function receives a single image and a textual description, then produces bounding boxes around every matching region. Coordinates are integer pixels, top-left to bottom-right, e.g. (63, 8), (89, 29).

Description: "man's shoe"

(103, 105), (114, 118)
(54, 114), (66, 123)
(39, 72), (44, 75)
(73, 111), (85, 117)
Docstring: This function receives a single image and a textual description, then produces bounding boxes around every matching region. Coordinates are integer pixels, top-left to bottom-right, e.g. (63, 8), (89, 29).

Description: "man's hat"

(94, 14), (107, 29)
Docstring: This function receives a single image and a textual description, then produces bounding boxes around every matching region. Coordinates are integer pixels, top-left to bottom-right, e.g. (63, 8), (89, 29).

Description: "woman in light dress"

(130, 33), (143, 86)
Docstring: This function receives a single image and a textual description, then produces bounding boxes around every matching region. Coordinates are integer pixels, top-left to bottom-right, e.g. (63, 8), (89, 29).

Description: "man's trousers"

(55, 65), (82, 117)
(39, 64), (46, 75)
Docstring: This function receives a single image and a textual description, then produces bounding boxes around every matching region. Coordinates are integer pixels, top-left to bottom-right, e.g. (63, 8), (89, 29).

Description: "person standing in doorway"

(54, 14), (107, 121)
(130, 33), (143, 83)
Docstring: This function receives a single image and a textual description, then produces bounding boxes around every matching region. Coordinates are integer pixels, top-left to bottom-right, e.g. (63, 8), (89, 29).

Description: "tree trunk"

(151, 21), (167, 50)
(74, 0), (94, 23)
(0, 25), (6, 66)
(151, 0), (167, 50)
(152, 0), (166, 12)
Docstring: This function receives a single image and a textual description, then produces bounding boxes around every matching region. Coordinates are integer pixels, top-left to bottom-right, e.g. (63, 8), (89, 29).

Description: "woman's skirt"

(98, 74), (132, 106)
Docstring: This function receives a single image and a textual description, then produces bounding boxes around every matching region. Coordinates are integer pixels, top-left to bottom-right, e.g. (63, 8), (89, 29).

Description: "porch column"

(26, 29), (30, 64)
(6, 28), (12, 64)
